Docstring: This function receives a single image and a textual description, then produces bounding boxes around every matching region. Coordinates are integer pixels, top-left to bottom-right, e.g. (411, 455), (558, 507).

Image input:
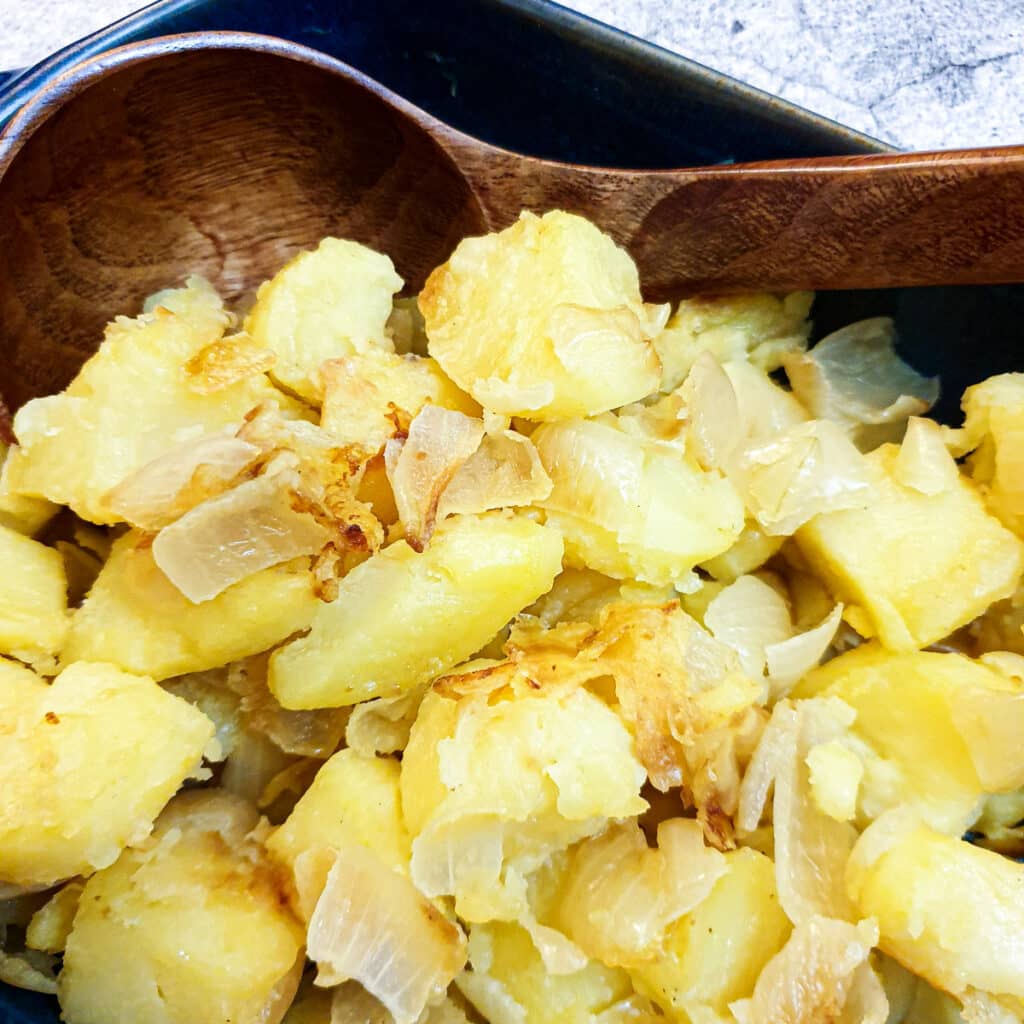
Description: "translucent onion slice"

(152, 467), (329, 603)
(557, 819), (726, 967)
(783, 317), (939, 437)
(770, 700), (859, 924)
(104, 433), (260, 529)
(765, 604), (844, 697)
(306, 843), (467, 1024)
(705, 575), (793, 678)
(436, 431), (552, 520)
(227, 655), (348, 759)
(0, 948), (58, 995)
(681, 352), (742, 470)
(384, 405), (485, 551)
(347, 687), (427, 757)
(729, 916), (883, 1024)
(894, 416), (960, 495)
(735, 419), (873, 536)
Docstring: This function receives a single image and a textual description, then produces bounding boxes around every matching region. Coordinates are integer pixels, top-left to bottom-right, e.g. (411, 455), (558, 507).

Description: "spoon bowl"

(4, 31), (1024, 409)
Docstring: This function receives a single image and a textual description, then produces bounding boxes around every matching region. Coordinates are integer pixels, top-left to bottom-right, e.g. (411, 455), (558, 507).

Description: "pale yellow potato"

(958, 373), (1024, 535)
(267, 749), (410, 878)
(320, 348), (479, 454)
(849, 819), (1024, 1002)
(653, 291), (812, 392)
(59, 792), (304, 1024)
(0, 523), (67, 668)
(420, 211), (662, 420)
(402, 684), (647, 923)
(0, 442), (57, 535)
(533, 417), (743, 586)
(0, 661), (213, 887)
(796, 443), (1024, 650)
(699, 521), (785, 582)
(794, 644), (1024, 832)
(268, 513), (563, 709)
(630, 848), (792, 1022)
(246, 237), (403, 403)
(7, 277), (296, 524)
(457, 922), (651, 1024)
(64, 531), (320, 681)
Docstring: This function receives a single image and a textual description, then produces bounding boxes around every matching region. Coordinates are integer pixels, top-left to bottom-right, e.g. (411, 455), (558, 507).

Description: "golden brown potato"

(59, 791), (304, 1024)
(0, 661), (213, 887)
(64, 531), (321, 680)
(421, 211), (662, 420)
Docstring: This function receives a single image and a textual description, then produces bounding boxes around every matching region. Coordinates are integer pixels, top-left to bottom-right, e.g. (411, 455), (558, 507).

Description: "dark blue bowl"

(0, 3), (1021, 1022)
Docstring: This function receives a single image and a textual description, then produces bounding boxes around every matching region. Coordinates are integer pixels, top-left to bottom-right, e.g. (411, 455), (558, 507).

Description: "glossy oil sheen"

(0, 2), (1020, 1021)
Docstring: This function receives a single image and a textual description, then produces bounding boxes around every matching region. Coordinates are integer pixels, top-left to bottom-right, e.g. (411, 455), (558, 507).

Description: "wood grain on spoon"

(2, 32), (1023, 408)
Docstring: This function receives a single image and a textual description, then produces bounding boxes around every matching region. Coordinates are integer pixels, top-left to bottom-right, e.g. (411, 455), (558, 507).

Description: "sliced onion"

(557, 819), (726, 967)
(737, 704), (794, 835)
(227, 655), (348, 758)
(0, 948), (57, 995)
(894, 416), (960, 495)
(152, 464), (329, 602)
(730, 916), (882, 1024)
(959, 988), (1023, 1024)
(765, 604), (844, 698)
(783, 317), (938, 441)
(705, 575), (793, 678)
(306, 842), (467, 1024)
(183, 332), (276, 394)
(104, 432), (260, 529)
(347, 688), (427, 756)
(735, 419), (873, 535)
(548, 303), (647, 377)
(585, 601), (762, 793)
(384, 405), (485, 551)
(520, 916), (589, 976)
(436, 431), (552, 520)
(770, 700), (858, 924)
(681, 352), (742, 470)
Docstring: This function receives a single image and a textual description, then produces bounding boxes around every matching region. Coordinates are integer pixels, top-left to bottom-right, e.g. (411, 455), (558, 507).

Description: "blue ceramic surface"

(0, 3), (1021, 1022)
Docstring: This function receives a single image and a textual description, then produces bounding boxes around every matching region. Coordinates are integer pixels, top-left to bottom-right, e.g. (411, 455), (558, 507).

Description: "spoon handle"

(449, 142), (1024, 298)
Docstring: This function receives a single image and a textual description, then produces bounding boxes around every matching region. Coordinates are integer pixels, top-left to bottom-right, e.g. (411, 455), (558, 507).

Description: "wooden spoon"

(2, 31), (1024, 408)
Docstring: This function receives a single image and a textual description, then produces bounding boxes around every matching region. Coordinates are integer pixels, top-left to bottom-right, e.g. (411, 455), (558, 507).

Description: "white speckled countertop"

(3, 0), (1024, 150)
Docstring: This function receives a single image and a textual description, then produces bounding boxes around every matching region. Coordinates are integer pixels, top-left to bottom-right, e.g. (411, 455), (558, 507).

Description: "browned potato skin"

(59, 792), (305, 1024)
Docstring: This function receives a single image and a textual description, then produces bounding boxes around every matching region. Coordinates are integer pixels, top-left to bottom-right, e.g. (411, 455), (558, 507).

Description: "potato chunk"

(849, 818), (1024, 1003)
(402, 684), (646, 923)
(457, 922), (652, 1024)
(59, 792), (304, 1024)
(420, 210), (662, 420)
(0, 442), (56, 535)
(64, 531), (320, 680)
(246, 237), (403, 402)
(795, 644), (1024, 832)
(796, 443), (1024, 649)
(533, 417), (743, 586)
(0, 523), (67, 668)
(267, 749), (410, 877)
(0, 662), (213, 887)
(958, 373), (1024, 535)
(630, 848), (792, 1023)
(8, 277), (294, 524)
(268, 513), (563, 709)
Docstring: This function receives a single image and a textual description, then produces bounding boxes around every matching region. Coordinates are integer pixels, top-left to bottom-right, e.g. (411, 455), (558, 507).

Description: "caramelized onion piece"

(384, 406), (484, 551)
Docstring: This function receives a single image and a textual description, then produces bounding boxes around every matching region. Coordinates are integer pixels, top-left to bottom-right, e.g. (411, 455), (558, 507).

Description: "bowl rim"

(0, 0), (893, 155)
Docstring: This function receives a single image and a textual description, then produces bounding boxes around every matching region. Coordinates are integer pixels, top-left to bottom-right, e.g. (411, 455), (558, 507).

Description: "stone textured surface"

(3, 0), (1024, 149)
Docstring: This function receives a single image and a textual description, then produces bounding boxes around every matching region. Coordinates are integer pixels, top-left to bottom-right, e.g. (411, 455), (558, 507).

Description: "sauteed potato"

(2, 210), (1024, 1024)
